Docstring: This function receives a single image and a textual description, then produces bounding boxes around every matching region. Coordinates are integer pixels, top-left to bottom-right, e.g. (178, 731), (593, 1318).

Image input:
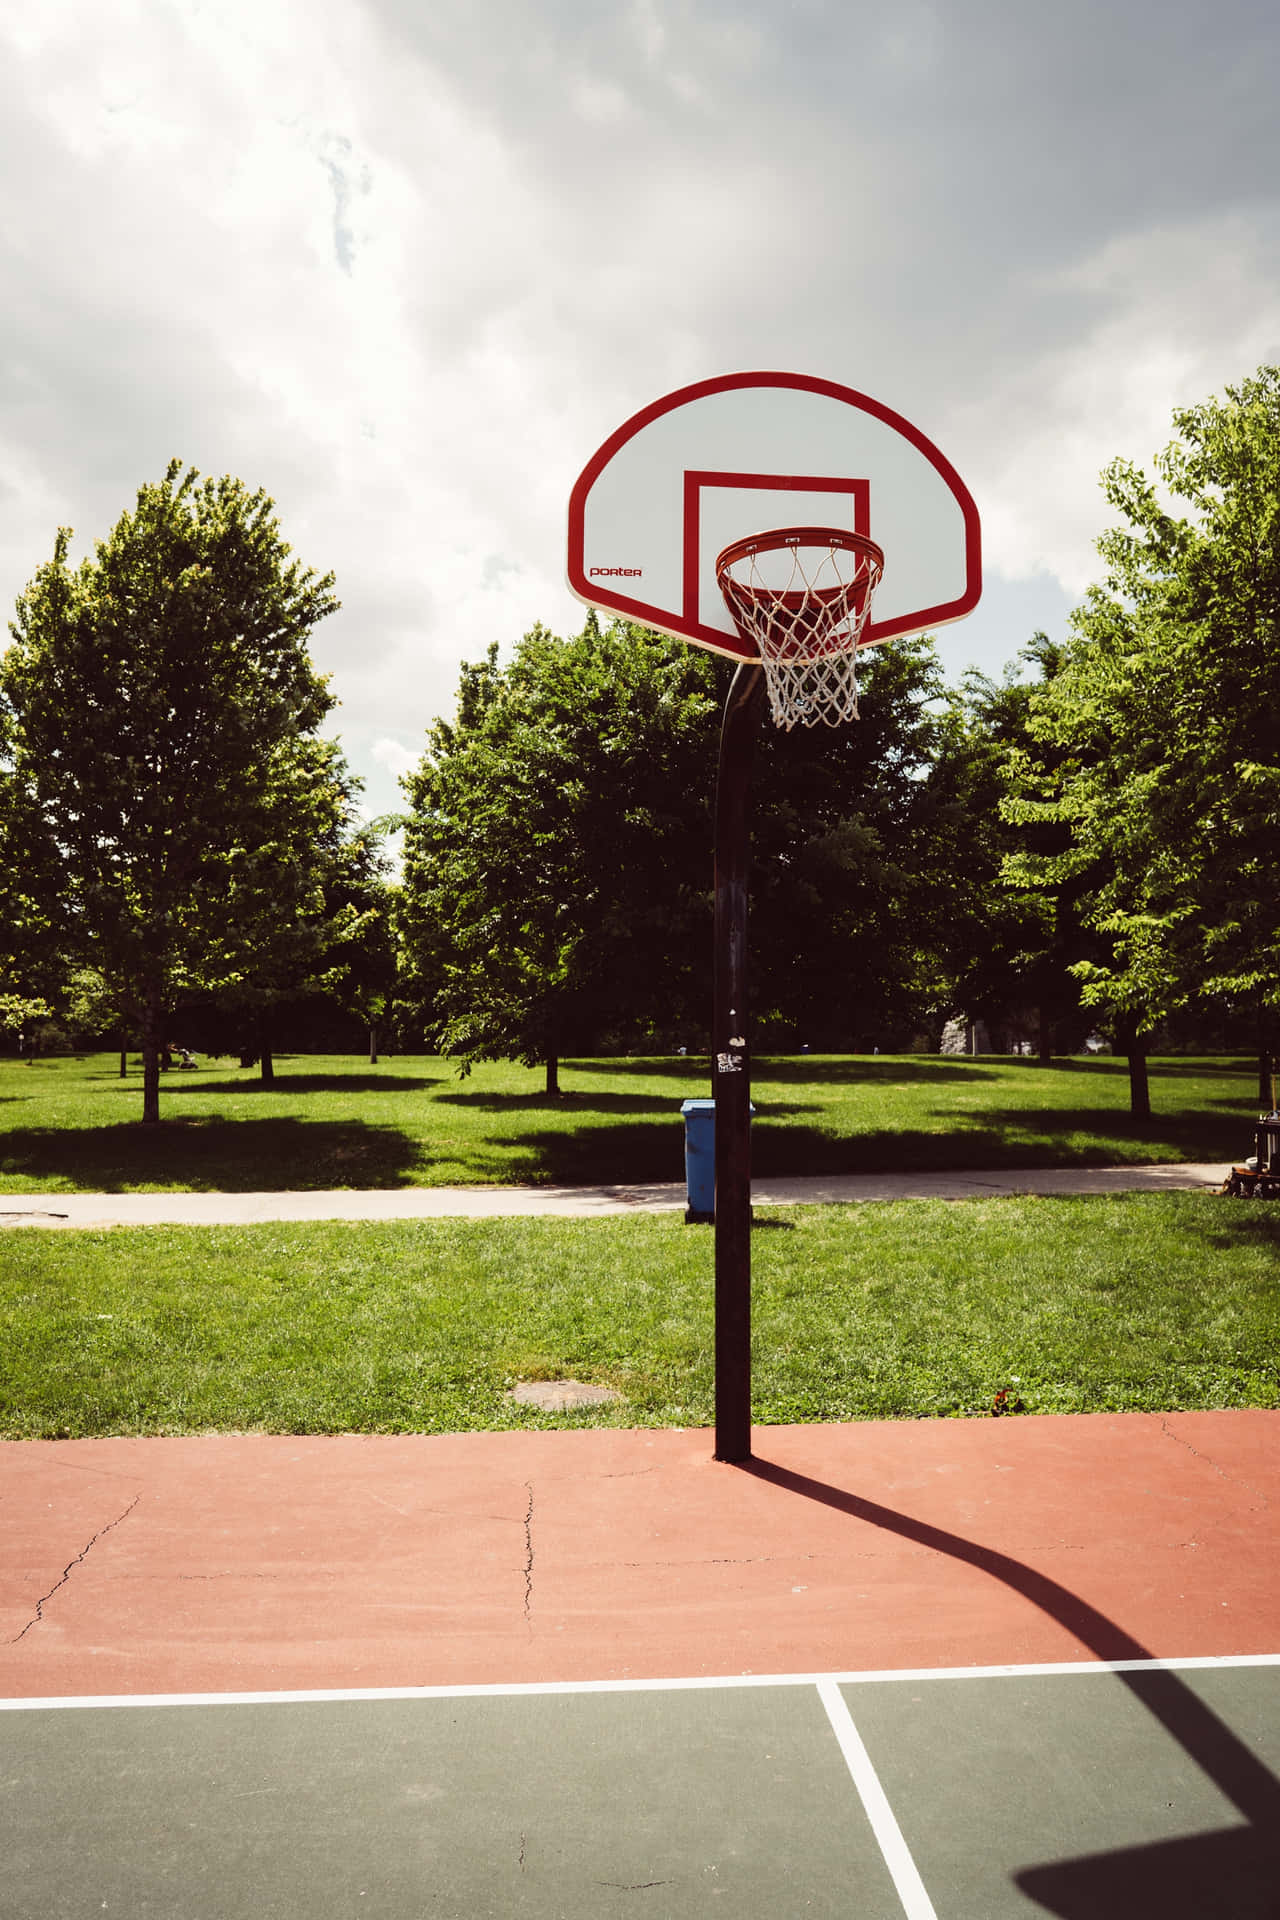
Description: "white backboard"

(568, 372), (981, 661)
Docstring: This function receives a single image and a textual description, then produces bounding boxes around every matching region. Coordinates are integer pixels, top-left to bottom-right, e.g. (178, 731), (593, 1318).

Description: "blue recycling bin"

(680, 1099), (716, 1223)
(680, 1097), (755, 1224)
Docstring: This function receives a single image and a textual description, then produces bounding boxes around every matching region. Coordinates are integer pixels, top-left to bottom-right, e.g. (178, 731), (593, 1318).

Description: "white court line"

(817, 1677), (938, 1920)
(2, 1650), (1277, 1712)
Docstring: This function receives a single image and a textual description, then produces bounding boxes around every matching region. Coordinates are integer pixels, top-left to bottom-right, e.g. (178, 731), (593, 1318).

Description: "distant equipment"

(1222, 1065), (1280, 1199)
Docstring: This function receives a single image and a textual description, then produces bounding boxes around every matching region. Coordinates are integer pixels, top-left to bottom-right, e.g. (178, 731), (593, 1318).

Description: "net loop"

(715, 526), (885, 730)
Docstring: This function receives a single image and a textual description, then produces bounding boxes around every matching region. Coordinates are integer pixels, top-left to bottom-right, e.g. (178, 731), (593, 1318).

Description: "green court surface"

(4, 1657), (1279, 1919)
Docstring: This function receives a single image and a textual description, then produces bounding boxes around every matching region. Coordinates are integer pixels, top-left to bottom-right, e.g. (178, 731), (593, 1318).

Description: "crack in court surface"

(1160, 1416), (1273, 1510)
(9, 1493), (142, 1645)
(522, 1481), (535, 1632)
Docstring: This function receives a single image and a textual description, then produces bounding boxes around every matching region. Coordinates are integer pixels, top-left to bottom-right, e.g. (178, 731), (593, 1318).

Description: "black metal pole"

(713, 662), (766, 1462)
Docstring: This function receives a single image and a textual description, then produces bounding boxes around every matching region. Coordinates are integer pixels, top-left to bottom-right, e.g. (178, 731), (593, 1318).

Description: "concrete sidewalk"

(0, 1162), (1226, 1227)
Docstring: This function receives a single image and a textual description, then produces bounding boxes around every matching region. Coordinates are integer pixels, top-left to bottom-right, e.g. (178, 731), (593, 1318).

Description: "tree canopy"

(747, 633), (961, 1049)
(1001, 365), (1280, 1099)
(399, 618), (724, 1089)
(399, 617), (974, 1085)
(927, 636), (1093, 1060)
(1, 460), (343, 1118)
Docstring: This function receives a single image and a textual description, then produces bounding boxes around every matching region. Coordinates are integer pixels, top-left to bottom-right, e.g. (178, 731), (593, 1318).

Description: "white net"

(715, 528), (885, 730)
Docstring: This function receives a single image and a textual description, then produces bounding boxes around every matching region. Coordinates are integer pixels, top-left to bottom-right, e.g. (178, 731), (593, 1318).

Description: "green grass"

(0, 1050), (1257, 1193)
(2, 1194), (1276, 1439)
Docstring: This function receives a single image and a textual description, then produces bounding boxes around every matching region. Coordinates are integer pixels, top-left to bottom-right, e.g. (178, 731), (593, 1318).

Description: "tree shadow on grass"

(969, 1055), (1255, 1081)
(0, 1118), (428, 1192)
(1139, 1058), (1257, 1080)
(458, 1108), (1236, 1186)
(1169, 1198), (1280, 1256)
(937, 1105), (1242, 1165)
(476, 1121), (688, 1185)
(151, 1072), (446, 1097)
(461, 1114), (1102, 1185)
(757, 1058), (1002, 1086)
(434, 1089), (688, 1116)
(568, 1056), (1005, 1086)
(435, 1089), (820, 1120)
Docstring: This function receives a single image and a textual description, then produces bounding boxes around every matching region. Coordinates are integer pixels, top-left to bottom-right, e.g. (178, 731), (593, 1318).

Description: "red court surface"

(3, 1410), (1277, 1700)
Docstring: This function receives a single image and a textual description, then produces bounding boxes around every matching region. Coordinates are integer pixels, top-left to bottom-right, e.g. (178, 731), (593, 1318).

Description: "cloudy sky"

(3, 0), (1278, 820)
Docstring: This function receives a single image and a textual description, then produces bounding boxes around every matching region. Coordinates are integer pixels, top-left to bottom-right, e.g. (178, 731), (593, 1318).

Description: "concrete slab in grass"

(508, 1381), (623, 1411)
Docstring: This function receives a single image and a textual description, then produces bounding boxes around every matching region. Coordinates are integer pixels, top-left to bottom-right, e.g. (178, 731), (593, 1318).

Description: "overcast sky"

(4, 0), (1278, 820)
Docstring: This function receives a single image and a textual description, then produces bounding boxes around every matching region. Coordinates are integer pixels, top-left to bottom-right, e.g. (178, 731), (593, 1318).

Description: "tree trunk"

(1259, 1011), (1276, 1107)
(141, 997), (163, 1124)
(545, 1053), (560, 1096)
(368, 1024), (378, 1066)
(1115, 1013), (1150, 1119)
(1127, 1043), (1150, 1118)
(119, 1036), (127, 1079)
(259, 1016), (274, 1086)
(1037, 1007), (1052, 1065)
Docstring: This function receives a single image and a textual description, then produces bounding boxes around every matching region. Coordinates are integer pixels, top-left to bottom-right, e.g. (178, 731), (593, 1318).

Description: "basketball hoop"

(715, 527), (885, 730)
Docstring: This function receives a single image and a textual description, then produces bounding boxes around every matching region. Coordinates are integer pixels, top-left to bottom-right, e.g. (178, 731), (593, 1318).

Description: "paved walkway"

(0, 1162), (1226, 1227)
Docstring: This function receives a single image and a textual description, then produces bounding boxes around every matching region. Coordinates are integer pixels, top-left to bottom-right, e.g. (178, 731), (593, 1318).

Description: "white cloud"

(956, 212), (1280, 591)
(1, 0), (1278, 806)
(369, 735), (419, 781)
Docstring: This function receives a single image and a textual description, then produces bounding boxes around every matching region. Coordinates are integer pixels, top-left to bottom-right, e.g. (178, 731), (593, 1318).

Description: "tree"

(401, 617), (990, 1084)
(747, 634), (966, 1049)
(0, 716), (65, 1046)
(209, 740), (383, 1082)
(1, 460), (340, 1121)
(399, 618), (723, 1091)
(1002, 367), (1280, 1110)
(930, 637), (1092, 1063)
(317, 818), (400, 1065)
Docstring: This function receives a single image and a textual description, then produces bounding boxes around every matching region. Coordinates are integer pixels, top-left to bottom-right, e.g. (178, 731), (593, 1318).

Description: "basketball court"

(4, 1413), (1279, 1917)
(5, 372), (1274, 1913)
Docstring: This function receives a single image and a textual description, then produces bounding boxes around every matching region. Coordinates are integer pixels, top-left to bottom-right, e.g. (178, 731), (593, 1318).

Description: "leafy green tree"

(1, 460), (339, 1120)
(0, 724), (64, 1045)
(1003, 366), (1280, 1109)
(748, 635), (965, 1049)
(316, 820), (400, 1065)
(929, 637), (1092, 1062)
(209, 741), (390, 1081)
(400, 618), (723, 1091)
(402, 618), (999, 1083)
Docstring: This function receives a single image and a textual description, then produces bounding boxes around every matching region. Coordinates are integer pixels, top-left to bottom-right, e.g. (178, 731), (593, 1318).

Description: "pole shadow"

(741, 1456), (1280, 1916)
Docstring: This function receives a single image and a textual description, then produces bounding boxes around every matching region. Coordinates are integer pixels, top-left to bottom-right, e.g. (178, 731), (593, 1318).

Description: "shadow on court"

(746, 1456), (1280, 1915)
(1016, 1825), (1280, 1919)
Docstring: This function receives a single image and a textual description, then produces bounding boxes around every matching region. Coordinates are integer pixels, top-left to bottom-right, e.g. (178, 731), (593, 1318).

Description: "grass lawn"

(0, 1050), (1258, 1193)
(2, 1194), (1276, 1439)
